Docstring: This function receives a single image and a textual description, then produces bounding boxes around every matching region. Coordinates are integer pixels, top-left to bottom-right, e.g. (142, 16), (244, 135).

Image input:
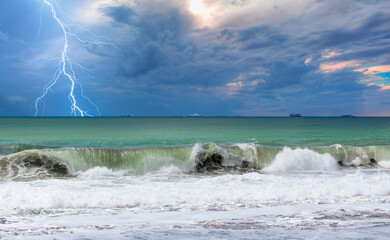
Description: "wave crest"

(1, 143), (389, 180)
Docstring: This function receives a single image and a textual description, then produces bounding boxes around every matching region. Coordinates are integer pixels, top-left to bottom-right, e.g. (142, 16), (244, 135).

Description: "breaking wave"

(263, 147), (339, 172)
(1, 143), (390, 180)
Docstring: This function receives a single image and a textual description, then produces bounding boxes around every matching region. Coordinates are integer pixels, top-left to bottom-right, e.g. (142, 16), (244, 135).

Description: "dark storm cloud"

(330, 45), (390, 62)
(103, 5), (192, 41)
(221, 25), (287, 50)
(101, 5), (134, 24)
(101, 4), (196, 81)
(311, 11), (390, 48)
(95, 0), (390, 116)
(132, 41), (164, 76)
(261, 62), (313, 90)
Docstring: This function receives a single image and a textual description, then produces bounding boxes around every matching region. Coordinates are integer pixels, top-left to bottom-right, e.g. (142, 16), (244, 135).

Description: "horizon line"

(1, 115), (390, 118)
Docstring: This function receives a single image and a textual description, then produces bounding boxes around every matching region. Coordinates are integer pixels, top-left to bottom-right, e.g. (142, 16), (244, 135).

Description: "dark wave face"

(1, 143), (388, 180)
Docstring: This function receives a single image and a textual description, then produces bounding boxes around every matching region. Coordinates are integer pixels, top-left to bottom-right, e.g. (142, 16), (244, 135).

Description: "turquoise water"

(1, 117), (390, 176)
(1, 117), (390, 150)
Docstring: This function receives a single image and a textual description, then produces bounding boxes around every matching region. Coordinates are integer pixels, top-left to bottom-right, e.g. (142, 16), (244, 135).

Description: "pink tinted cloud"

(226, 81), (243, 87)
(356, 65), (390, 91)
(366, 83), (390, 91)
(304, 58), (312, 64)
(319, 60), (360, 73)
(321, 50), (341, 59)
(356, 65), (390, 75)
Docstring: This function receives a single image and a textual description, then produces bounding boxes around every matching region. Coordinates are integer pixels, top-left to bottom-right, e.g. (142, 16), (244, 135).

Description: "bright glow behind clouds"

(189, 0), (204, 14)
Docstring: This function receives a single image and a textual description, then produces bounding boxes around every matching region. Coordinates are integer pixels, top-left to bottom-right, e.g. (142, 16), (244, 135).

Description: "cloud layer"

(0, 0), (389, 116)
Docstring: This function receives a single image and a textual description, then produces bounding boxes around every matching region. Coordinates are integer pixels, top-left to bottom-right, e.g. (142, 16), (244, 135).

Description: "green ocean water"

(1, 117), (390, 149)
(1, 117), (390, 175)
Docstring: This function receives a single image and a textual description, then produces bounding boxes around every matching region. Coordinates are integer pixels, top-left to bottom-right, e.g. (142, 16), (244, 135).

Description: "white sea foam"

(154, 165), (183, 174)
(78, 167), (126, 178)
(263, 147), (339, 172)
(2, 169), (390, 239)
(351, 147), (371, 165)
(379, 161), (390, 168)
(1, 169), (390, 213)
(351, 157), (363, 166)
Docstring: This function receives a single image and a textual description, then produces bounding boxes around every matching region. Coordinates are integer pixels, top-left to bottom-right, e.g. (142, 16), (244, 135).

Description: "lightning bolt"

(34, 0), (120, 116)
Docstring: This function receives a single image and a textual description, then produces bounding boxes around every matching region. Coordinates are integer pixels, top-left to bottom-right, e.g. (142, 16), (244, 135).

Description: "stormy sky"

(0, 0), (389, 116)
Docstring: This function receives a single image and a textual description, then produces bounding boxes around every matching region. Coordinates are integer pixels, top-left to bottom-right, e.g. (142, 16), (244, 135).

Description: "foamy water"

(1, 167), (390, 239)
(263, 147), (339, 172)
(2, 169), (390, 211)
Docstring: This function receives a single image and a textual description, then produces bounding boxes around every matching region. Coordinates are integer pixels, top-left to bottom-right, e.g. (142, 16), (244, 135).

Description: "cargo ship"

(340, 114), (355, 118)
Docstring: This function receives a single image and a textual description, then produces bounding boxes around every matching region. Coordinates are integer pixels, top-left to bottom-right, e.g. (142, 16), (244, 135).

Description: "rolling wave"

(1, 143), (389, 180)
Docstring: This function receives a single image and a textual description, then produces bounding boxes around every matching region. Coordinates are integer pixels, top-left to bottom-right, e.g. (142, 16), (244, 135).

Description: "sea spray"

(263, 147), (339, 172)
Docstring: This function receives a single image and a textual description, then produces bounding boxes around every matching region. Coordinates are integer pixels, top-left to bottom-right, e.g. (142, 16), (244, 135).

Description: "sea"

(1, 117), (390, 239)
